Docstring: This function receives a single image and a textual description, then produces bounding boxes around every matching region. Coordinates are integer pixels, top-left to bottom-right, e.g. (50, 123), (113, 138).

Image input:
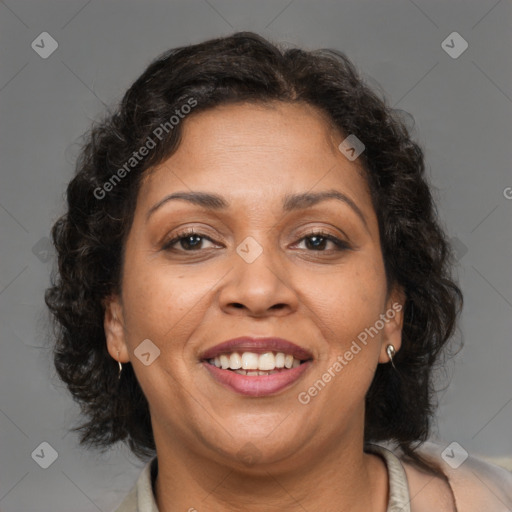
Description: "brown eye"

(163, 230), (217, 251)
(296, 231), (350, 251)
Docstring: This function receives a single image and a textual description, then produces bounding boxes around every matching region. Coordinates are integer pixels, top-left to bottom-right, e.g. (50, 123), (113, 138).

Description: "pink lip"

(199, 337), (313, 361)
(203, 360), (313, 397)
(199, 337), (313, 397)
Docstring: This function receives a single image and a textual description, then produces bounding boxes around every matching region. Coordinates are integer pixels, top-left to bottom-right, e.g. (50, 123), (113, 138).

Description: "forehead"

(138, 101), (372, 214)
(168, 101), (344, 166)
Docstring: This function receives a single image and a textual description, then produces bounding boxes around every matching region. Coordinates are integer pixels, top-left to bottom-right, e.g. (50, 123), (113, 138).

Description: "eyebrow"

(146, 189), (368, 228)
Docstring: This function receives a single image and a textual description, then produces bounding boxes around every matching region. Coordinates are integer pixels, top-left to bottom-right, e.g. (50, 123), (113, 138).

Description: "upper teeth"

(209, 352), (301, 371)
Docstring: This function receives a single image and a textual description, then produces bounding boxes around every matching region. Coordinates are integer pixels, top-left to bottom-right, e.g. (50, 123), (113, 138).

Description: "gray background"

(1, 0), (511, 510)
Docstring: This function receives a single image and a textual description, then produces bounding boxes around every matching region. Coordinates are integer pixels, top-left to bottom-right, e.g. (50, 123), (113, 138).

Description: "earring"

(117, 350), (122, 380)
(386, 344), (397, 370)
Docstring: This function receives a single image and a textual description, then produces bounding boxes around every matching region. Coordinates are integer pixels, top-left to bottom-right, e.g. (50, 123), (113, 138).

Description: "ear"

(378, 285), (406, 364)
(103, 294), (130, 364)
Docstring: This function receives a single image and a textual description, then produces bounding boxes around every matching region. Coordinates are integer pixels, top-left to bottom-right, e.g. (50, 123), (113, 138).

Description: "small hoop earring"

(386, 344), (397, 370)
(117, 350), (122, 380)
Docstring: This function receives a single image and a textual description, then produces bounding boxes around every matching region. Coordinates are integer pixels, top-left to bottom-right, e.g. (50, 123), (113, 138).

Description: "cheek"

(300, 268), (385, 416)
(120, 252), (221, 351)
(303, 254), (386, 341)
(118, 257), (213, 406)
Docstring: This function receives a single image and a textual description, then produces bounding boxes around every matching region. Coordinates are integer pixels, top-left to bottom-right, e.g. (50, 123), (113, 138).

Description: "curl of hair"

(45, 32), (463, 468)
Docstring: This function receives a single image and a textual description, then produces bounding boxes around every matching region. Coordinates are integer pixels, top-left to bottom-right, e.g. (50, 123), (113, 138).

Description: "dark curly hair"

(45, 32), (463, 472)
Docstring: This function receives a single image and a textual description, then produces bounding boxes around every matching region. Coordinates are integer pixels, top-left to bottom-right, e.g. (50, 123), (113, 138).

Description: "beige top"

(113, 442), (512, 511)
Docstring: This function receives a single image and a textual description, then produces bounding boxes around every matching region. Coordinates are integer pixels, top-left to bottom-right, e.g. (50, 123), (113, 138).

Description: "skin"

(104, 101), (407, 512)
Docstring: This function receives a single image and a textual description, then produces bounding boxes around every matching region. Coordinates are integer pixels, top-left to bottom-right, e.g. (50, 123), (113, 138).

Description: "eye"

(162, 229), (349, 253)
(162, 229), (218, 251)
(295, 231), (350, 251)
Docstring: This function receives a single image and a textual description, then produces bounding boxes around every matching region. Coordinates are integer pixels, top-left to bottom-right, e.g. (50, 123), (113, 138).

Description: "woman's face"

(105, 101), (404, 468)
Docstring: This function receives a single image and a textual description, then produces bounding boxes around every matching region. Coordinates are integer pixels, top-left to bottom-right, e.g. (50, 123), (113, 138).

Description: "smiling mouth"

(205, 351), (311, 375)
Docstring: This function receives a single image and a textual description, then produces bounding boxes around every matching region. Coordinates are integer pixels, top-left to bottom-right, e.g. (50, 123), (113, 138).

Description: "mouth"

(200, 337), (314, 397)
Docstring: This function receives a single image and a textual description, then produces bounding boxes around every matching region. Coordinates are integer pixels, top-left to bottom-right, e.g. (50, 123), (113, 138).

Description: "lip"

(199, 336), (314, 397)
(199, 336), (313, 361)
(203, 360), (313, 397)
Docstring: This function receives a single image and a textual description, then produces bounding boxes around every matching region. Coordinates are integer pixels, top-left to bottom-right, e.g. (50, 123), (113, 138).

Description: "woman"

(45, 32), (512, 511)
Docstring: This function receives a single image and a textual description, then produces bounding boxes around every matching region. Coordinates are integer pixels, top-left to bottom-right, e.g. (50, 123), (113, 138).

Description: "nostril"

(226, 302), (289, 315)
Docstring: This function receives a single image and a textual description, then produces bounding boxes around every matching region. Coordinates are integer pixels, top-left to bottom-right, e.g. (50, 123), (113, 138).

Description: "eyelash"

(162, 228), (350, 253)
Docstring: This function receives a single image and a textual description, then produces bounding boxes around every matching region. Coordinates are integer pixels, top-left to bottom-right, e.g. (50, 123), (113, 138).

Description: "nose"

(218, 240), (299, 318)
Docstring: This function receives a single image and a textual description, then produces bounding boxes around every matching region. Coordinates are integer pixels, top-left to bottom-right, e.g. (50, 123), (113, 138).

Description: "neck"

(153, 429), (388, 512)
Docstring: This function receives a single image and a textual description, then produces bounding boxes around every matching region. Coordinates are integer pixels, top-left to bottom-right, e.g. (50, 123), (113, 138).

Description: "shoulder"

(400, 441), (512, 512)
(113, 483), (137, 512)
(112, 457), (158, 512)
